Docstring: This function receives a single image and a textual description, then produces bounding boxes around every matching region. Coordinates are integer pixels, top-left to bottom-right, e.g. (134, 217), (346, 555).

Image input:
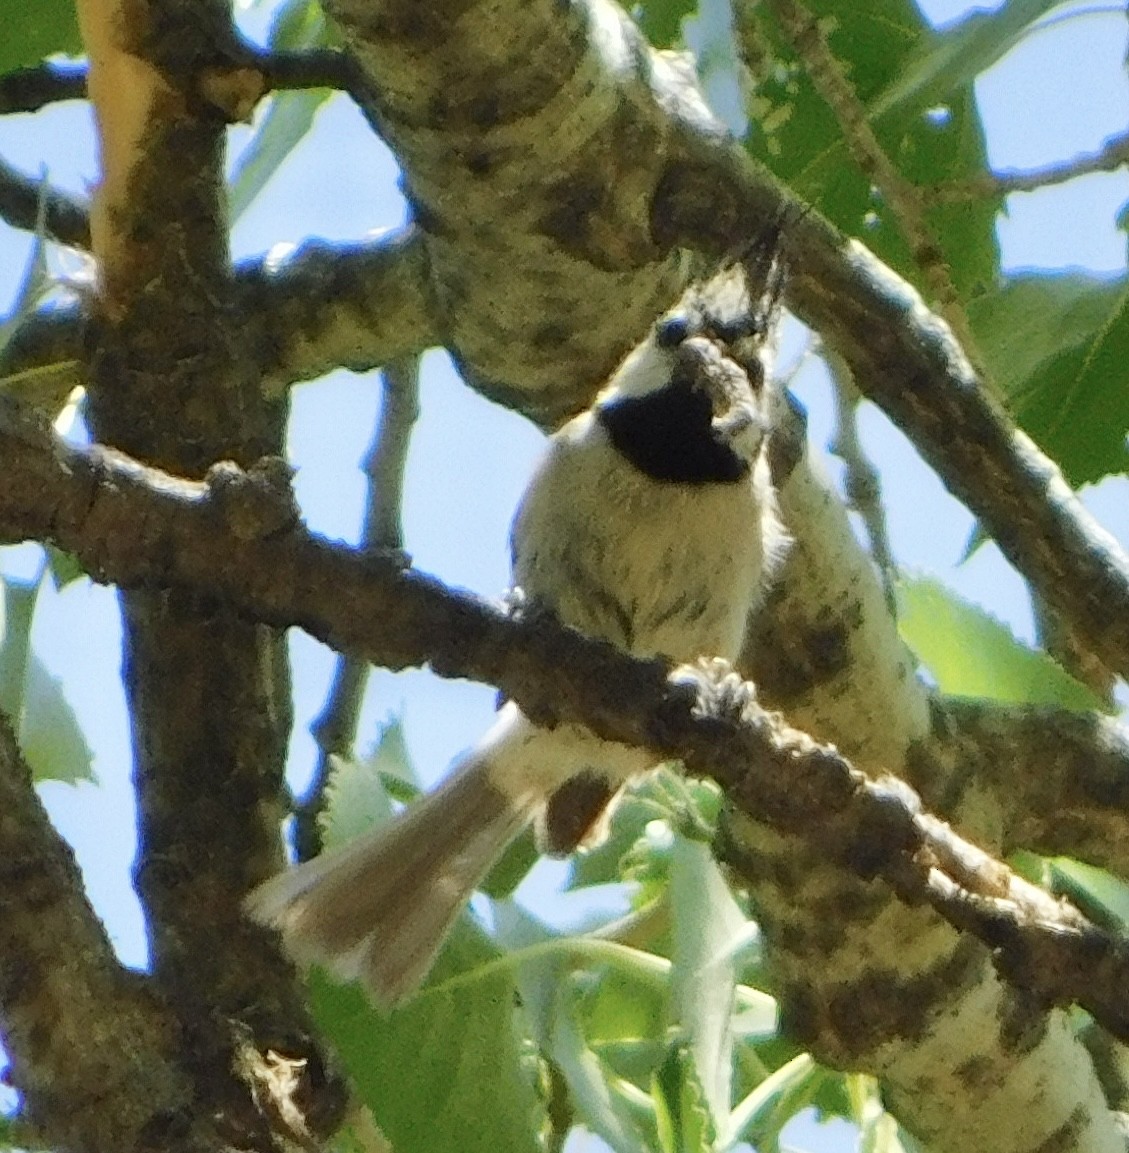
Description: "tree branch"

(756, 0), (981, 371)
(0, 708), (204, 1152)
(0, 61), (86, 114)
(3, 402), (1129, 1045)
(1, 228), (438, 394)
(917, 698), (1129, 876)
(0, 155), (91, 247)
(297, 355), (421, 861)
(934, 127), (1129, 202)
(73, 0), (348, 1142)
(653, 150), (1129, 686)
(236, 227), (440, 395)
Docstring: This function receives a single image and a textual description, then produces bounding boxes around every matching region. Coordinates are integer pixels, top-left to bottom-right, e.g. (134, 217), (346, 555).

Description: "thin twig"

(934, 128), (1129, 203)
(0, 49), (370, 124)
(825, 353), (898, 615)
(295, 357), (421, 861)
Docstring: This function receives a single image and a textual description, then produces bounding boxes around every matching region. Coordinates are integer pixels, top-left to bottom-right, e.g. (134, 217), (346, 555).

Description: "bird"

(246, 248), (790, 1008)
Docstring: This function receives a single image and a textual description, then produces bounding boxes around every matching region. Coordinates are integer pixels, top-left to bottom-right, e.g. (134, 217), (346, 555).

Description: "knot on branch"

(205, 457), (299, 542)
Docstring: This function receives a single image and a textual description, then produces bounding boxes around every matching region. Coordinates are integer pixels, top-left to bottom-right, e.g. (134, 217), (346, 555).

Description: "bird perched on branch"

(247, 243), (790, 1007)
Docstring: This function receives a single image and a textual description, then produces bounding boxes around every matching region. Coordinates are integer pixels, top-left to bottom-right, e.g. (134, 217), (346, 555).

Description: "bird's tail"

(246, 709), (538, 1008)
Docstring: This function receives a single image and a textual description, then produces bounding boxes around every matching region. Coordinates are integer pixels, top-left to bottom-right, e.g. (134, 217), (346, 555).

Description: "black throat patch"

(596, 379), (749, 484)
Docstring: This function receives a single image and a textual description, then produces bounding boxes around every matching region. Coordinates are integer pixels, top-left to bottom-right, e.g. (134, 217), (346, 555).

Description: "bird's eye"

(655, 315), (691, 348)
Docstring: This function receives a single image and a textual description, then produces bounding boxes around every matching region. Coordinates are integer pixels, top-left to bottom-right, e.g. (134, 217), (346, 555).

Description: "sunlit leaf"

(896, 576), (1103, 709)
(1049, 859), (1129, 929)
(319, 716), (412, 846)
(668, 838), (749, 1127)
(871, 0), (1066, 121)
(308, 916), (539, 1153)
(0, 573), (93, 783)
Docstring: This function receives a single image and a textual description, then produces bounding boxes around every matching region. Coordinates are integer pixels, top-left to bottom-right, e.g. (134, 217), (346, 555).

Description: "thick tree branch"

(916, 699), (1129, 876)
(300, 0), (1129, 693)
(74, 0), (347, 1144)
(3, 404), (1129, 1045)
(236, 227), (440, 395)
(1, 228), (437, 394)
(0, 708), (204, 1152)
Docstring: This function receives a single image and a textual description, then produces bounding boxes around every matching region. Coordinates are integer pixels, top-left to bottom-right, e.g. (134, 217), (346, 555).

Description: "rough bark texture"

(68, 0), (347, 1147)
(3, 0), (1128, 1149)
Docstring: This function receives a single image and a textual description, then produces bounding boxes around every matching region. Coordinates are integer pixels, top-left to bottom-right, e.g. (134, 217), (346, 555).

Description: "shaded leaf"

(0, 0), (81, 72)
(636, 0), (700, 48)
(969, 273), (1129, 485)
(308, 915), (539, 1153)
(653, 1039), (714, 1153)
(45, 546), (85, 591)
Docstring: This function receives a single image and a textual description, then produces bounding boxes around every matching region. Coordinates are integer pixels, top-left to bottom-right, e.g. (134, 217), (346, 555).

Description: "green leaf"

(668, 838), (751, 1127)
(746, 0), (1000, 298)
(498, 902), (662, 1153)
(567, 779), (669, 891)
(553, 978), (655, 1153)
(969, 273), (1129, 485)
(1049, 859), (1129, 929)
(0, 573), (93, 784)
(870, 0), (1067, 121)
(0, 0), (82, 73)
(725, 1053), (819, 1150)
(896, 576), (1103, 710)
(568, 769), (710, 894)
(480, 824), (540, 898)
(310, 732), (540, 1153)
(653, 1038), (716, 1153)
(45, 546), (85, 591)
(19, 650), (95, 784)
(227, 0), (334, 222)
(308, 915), (540, 1153)
(318, 717), (412, 847)
(636, 0), (699, 48)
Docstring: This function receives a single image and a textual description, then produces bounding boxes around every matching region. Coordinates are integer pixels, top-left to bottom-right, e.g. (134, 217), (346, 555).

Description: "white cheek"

(599, 338), (676, 401)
